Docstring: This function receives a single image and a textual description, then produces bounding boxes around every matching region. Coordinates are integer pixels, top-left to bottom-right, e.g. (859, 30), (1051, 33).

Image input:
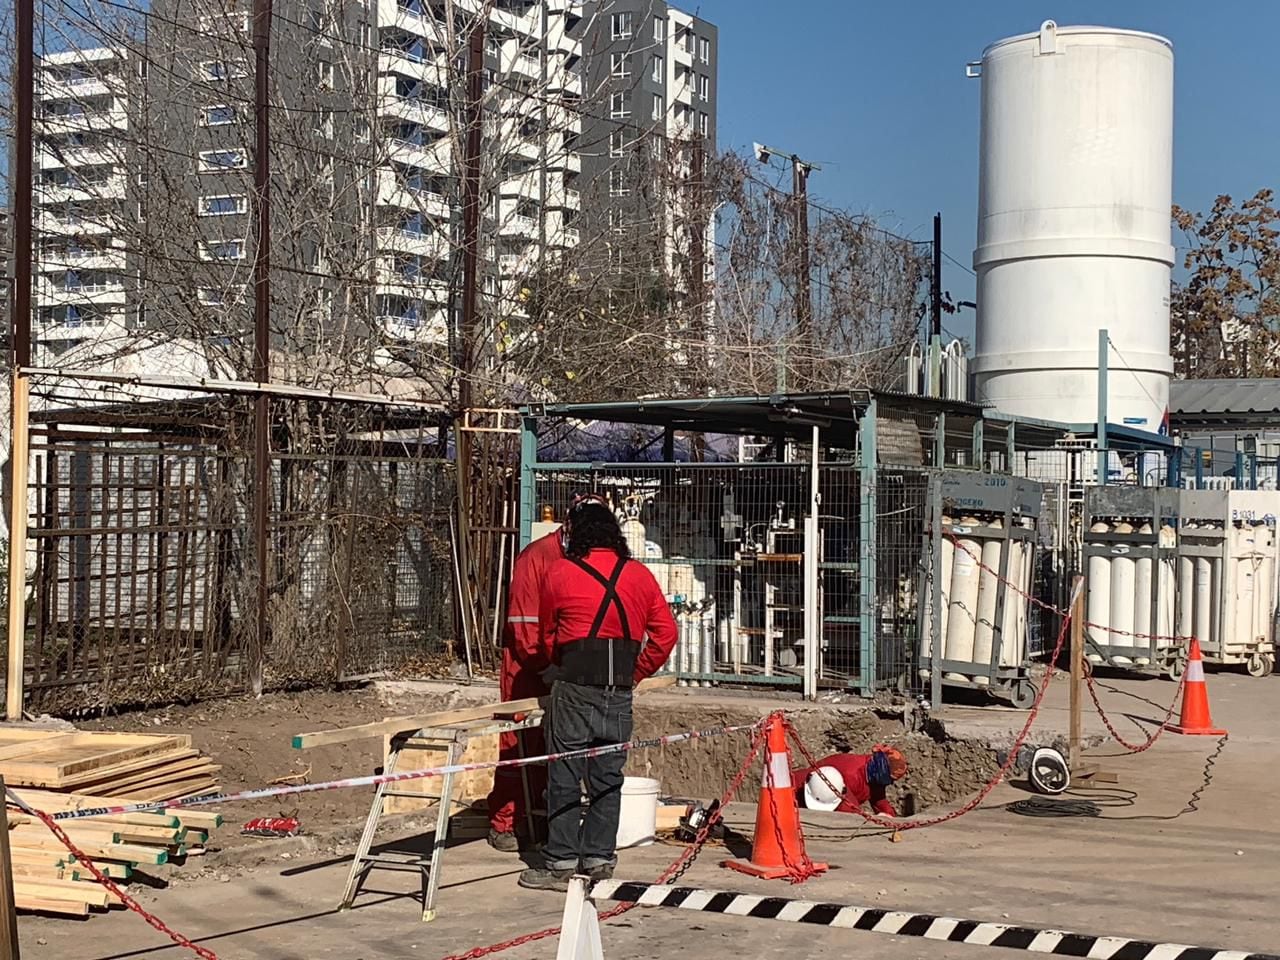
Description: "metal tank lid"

(982, 20), (1172, 59)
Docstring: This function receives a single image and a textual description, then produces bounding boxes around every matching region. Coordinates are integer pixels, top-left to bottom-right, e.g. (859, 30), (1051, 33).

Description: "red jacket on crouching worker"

(796, 746), (908, 817)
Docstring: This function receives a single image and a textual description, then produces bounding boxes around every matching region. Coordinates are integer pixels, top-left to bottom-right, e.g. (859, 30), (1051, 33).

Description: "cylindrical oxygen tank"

(922, 516), (956, 679)
(1156, 523), (1177, 660)
(621, 513), (646, 559)
(1177, 548), (1195, 640)
(1086, 522), (1112, 663)
(1194, 556), (1213, 652)
(701, 606), (716, 683)
(971, 519), (1004, 683)
(1233, 526), (1256, 655)
(1255, 525), (1275, 647)
(1109, 522), (1136, 665)
(1209, 545), (1223, 655)
(945, 518), (982, 680)
(1000, 520), (1030, 668)
(1134, 522), (1154, 646)
(644, 540), (668, 598)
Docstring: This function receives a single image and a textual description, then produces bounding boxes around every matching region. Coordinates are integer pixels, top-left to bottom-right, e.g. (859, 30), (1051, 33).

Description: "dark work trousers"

(542, 679), (634, 872)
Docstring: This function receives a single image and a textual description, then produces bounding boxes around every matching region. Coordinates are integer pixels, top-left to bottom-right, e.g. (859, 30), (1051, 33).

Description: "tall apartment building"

(28, 0), (584, 370)
(578, 0), (716, 289)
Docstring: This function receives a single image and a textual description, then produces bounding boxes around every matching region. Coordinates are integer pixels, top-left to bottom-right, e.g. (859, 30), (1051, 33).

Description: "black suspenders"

(557, 554), (638, 687)
(569, 554), (632, 643)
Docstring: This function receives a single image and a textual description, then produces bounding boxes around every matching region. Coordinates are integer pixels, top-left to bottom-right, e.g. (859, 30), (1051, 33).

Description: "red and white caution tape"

(48, 721), (760, 822)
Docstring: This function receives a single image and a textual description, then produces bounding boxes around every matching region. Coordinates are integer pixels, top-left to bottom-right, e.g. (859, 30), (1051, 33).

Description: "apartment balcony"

(376, 227), (451, 260)
(544, 185), (580, 211)
(545, 223), (578, 249)
(37, 312), (128, 342)
(546, 69), (583, 98)
(38, 280), (128, 307)
(384, 136), (452, 174)
(545, 0), (582, 14)
(381, 96), (450, 135)
(376, 171), (452, 218)
(376, 0), (447, 43)
(37, 144), (118, 170)
(37, 210), (118, 236)
(39, 73), (121, 103)
(497, 253), (533, 277)
(39, 106), (129, 136)
(36, 175), (128, 204)
(379, 310), (448, 344)
(37, 246), (127, 272)
(501, 47), (542, 82)
(499, 170), (541, 202)
(546, 149), (581, 175)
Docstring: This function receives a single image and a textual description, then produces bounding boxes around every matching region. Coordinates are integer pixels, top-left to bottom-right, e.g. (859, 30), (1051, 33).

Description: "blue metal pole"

(519, 415), (538, 548)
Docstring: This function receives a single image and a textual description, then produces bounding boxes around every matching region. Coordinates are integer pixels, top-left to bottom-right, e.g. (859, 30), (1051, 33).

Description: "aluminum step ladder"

(338, 711), (544, 921)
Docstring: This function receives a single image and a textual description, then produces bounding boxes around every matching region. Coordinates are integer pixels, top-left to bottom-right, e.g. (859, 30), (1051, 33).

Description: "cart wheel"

(1164, 654), (1187, 683)
(1264, 655), (1276, 678)
(1010, 680), (1037, 710)
(1246, 654), (1269, 678)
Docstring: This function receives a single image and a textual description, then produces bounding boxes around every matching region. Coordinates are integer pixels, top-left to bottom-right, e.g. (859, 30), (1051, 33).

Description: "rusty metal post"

(792, 157), (812, 388)
(250, 0), (273, 695)
(6, 0), (35, 720)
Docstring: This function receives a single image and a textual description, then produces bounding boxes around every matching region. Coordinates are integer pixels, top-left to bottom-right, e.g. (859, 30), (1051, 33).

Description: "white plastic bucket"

(615, 777), (660, 849)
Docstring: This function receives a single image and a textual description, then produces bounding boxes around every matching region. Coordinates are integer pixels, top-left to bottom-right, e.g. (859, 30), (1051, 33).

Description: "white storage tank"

(971, 21), (1175, 429)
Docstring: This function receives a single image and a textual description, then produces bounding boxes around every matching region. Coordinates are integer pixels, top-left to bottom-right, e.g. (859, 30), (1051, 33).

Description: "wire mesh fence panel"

(18, 384), (454, 713)
(27, 427), (249, 713)
(531, 462), (814, 688)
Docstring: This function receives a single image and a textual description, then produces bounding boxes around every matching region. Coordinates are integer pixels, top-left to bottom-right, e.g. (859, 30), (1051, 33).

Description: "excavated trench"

(627, 697), (1011, 814)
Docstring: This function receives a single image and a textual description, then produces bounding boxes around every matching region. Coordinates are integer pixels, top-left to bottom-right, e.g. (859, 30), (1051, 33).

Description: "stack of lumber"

(5, 788), (224, 916)
(0, 729), (220, 800)
(0, 728), (225, 916)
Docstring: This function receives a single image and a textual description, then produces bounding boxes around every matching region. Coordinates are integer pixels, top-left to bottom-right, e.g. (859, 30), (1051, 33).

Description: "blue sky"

(692, 1), (1280, 341)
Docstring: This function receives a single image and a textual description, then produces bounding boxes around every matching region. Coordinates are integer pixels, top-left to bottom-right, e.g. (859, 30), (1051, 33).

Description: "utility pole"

(928, 213), (942, 397)
(452, 18), (486, 668)
(250, 0), (273, 695)
(753, 142), (820, 390)
(688, 137), (707, 395)
(6, 0), (35, 720)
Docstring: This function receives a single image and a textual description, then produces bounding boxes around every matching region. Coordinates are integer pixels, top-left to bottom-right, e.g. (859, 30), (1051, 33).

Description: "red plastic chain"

(1084, 665), (1186, 753)
(440, 717), (771, 960)
(787, 592), (1074, 833)
(11, 796), (218, 960)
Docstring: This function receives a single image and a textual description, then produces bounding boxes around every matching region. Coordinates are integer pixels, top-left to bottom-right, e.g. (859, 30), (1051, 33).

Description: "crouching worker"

(798, 745), (908, 817)
(517, 502), (678, 892)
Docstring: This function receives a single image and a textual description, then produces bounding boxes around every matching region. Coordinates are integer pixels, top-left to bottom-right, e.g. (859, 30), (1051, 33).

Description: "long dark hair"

(564, 502), (631, 560)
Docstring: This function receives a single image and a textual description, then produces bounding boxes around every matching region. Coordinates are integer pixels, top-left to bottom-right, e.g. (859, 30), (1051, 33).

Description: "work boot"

(517, 866), (575, 892)
(585, 862), (614, 883)
(487, 829), (520, 854)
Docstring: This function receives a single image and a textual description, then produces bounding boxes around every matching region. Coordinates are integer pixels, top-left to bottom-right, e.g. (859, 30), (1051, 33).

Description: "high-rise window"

(653, 17), (665, 41)
(699, 111), (709, 136)
(199, 149), (246, 171)
(202, 104), (235, 125)
(651, 55), (664, 83)
(199, 195), (246, 216)
(610, 129), (626, 157)
(203, 239), (245, 260)
(609, 169), (629, 198)
(652, 95), (664, 121)
(699, 37), (710, 63)
(611, 12), (632, 39)
(611, 53), (630, 78)
(610, 92), (629, 118)
(699, 75), (709, 101)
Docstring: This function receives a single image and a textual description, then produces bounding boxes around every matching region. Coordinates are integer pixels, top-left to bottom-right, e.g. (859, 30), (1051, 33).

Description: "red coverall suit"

(798, 752), (898, 817)
(485, 530), (563, 837)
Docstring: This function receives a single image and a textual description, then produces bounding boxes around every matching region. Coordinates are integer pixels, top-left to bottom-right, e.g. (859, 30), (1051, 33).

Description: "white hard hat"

(803, 766), (845, 811)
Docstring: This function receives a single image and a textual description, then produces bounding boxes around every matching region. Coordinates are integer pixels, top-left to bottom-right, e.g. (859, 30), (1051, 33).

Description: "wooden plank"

(10, 863), (67, 881)
(13, 878), (110, 909)
(122, 777), (219, 803)
(53, 748), (201, 790)
(293, 675), (676, 750)
(70, 759), (220, 796)
(14, 894), (90, 917)
(6, 373), (30, 723)
(6, 837), (166, 866)
(0, 733), (193, 787)
(383, 729), (498, 816)
(0, 775), (19, 959)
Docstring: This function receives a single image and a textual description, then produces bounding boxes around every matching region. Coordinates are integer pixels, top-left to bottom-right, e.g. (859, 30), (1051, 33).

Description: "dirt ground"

(18, 671), (1280, 959)
(76, 680), (504, 850)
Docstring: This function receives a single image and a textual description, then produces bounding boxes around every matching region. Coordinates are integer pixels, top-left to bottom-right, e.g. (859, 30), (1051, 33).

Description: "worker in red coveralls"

(517, 502), (678, 891)
(797, 745), (908, 817)
(485, 494), (609, 853)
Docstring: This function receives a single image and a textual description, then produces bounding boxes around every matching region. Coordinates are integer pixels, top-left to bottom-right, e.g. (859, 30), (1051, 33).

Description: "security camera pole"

(754, 142), (821, 390)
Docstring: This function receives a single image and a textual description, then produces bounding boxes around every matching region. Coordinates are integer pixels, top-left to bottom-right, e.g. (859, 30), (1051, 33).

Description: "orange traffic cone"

(1165, 638), (1227, 736)
(722, 714), (828, 881)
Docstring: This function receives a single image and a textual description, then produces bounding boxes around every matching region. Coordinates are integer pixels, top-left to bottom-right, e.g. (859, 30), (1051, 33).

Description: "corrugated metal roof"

(1170, 379), (1280, 417)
